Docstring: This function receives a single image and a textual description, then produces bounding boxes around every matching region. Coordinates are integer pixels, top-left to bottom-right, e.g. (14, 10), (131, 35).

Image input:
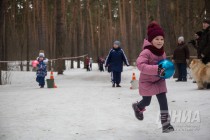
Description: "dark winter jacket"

(105, 47), (129, 72)
(173, 43), (189, 63)
(188, 37), (202, 59)
(200, 26), (210, 57)
(36, 61), (47, 77)
(85, 58), (90, 65)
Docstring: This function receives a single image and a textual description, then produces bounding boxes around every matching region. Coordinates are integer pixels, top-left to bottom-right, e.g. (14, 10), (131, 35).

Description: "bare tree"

(56, 0), (66, 74)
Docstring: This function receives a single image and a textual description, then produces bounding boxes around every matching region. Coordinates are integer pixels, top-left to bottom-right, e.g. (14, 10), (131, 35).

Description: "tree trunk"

(87, 0), (94, 57)
(0, 0), (6, 85)
(56, 0), (66, 74)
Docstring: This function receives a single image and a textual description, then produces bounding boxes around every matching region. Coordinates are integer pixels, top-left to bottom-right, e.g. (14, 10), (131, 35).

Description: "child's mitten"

(158, 64), (165, 77)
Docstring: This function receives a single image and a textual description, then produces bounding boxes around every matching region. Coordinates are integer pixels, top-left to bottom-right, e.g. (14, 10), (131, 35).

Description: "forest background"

(0, 0), (209, 75)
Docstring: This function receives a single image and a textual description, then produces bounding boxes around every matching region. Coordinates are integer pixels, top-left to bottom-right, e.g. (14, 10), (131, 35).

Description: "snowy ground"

(0, 64), (210, 140)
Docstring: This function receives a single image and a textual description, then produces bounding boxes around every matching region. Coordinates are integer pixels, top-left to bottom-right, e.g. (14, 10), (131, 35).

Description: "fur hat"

(203, 18), (210, 25)
(113, 40), (121, 46)
(147, 21), (164, 42)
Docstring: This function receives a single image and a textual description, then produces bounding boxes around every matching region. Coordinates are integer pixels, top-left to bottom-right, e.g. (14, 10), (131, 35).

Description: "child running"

(132, 21), (174, 133)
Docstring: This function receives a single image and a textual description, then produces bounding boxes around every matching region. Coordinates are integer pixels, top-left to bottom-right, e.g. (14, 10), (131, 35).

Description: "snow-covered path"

(0, 66), (210, 140)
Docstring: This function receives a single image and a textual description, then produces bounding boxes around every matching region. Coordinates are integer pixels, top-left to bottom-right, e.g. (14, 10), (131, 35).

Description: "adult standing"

(200, 19), (210, 64)
(199, 18), (210, 88)
(172, 36), (189, 82)
(105, 40), (129, 87)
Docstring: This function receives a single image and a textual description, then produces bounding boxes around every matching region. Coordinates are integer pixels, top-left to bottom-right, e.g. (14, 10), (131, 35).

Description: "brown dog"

(190, 59), (210, 89)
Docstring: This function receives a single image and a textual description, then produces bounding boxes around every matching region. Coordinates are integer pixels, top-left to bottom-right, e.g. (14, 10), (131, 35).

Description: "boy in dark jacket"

(36, 54), (47, 88)
(105, 40), (129, 87)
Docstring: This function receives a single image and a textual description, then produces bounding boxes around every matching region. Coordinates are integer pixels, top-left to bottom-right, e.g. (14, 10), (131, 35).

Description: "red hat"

(147, 21), (164, 42)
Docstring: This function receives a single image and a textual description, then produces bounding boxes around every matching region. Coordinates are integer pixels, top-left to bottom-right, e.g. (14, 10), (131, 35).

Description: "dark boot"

(161, 113), (174, 133)
(182, 78), (187, 82)
(116, 84), (121, 87)
(132, 102), (145, 121)
(175, 79), (182, 82)
(112, 83), (115, 87)
(162, 124), (174, 133)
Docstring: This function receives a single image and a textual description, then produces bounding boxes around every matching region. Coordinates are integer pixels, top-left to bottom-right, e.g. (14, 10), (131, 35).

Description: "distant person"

(172, 36), (189, 82)
(85, 56), (90, 71)
(105, 40), (129, 87)
(132, 21), (174, 133)
(36, 53), (47, 88)
(188, 31), (203, 59)
(99, 57), (105, 72)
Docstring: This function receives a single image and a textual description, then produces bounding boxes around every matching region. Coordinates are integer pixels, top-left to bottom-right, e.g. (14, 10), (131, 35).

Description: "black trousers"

(36, 76), (45, 86)
(111, 71), (121, 84)
(137, 92), (168, 112)
(176, 63), (187, 80)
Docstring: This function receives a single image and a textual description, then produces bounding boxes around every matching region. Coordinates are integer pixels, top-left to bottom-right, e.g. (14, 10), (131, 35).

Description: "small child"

(99, 57), (105, 72)
(132, 21), (174, 133)
(36, 53), (47, 88)
(86, 56), (90, 71)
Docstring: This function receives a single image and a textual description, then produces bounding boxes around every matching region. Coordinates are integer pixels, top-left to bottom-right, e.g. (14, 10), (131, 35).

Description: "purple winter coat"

(136, 39), (167, 96)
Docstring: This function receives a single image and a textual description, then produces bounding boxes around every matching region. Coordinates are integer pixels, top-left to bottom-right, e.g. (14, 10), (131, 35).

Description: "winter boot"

(162, 124), (174, 133)
(116, 84), (121, 87)
(161, 113), (174, 133)
(132, 102), (145, 120)
(175, 79), (182, 82)
(182, 78), (187, 82)
(112, 83), (115, 87)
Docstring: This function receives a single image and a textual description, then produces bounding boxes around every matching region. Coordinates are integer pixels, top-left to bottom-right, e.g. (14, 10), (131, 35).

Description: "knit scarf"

(144, 45), (164, 56)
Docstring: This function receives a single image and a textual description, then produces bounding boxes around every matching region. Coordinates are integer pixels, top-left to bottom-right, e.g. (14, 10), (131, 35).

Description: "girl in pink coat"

(132, 21), (174, 133)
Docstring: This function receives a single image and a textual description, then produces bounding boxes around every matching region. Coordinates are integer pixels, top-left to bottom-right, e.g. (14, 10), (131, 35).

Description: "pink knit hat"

(147, 21), (164, 42)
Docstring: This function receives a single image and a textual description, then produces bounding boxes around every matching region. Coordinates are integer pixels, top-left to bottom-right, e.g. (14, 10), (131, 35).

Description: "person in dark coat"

(188, 31), (203, 59)
(36, 54), (47, 88)
(200, 19), (210, 64)
(105, 40), (129, 87)
(199, 18), (210, 88)
(99, 57), (105, 72)
(85, 56), (90, 71)
(172, 36), (189, 82)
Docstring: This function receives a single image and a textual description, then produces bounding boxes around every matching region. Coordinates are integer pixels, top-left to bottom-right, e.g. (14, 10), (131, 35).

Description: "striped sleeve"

(121, 49), (129, 66)
(105, 49), (113, 66)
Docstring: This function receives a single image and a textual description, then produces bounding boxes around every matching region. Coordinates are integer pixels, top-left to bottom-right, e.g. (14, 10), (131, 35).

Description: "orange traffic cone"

(50, 71), (57, 88)
(130, 72), (138, 90)
(132, 72), (136, 80)
(50, 71), (54, 79)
